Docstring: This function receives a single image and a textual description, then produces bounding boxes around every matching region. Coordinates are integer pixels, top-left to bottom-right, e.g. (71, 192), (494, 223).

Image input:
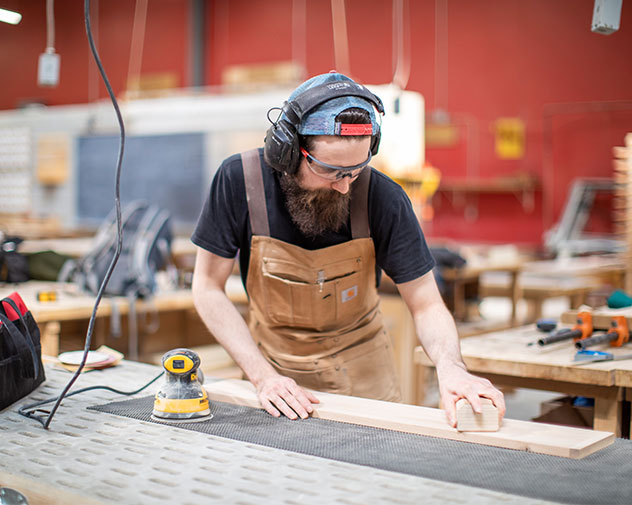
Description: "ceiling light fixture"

(0, 7), (22, 25)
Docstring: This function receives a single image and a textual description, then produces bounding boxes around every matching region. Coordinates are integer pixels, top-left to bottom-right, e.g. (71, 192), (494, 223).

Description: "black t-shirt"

(192, 148), (435, 289)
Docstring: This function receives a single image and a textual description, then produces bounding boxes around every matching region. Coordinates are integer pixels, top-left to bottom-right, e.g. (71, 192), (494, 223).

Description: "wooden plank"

(612, 145), (629, 160)
(561, 306), (632, 330)
(205, 378), (614, 459)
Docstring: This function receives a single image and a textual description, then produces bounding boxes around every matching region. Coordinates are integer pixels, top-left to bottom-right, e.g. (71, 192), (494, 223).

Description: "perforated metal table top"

(0, 362), (571, 505)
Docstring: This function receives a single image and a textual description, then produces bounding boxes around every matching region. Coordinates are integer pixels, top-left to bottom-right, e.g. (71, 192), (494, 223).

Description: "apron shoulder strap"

(241, 149), (271, 237)
(350, 166), (371, 239)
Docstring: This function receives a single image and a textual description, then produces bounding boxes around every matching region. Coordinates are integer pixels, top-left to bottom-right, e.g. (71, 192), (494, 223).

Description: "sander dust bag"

(0, 292), (45, 411)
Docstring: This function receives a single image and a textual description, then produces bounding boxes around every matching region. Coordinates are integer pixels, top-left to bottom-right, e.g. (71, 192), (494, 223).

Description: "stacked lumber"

(613, 133), (632, 293)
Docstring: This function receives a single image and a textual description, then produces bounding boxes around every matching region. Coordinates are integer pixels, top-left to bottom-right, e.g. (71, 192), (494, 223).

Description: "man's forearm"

(192, 287), (277, 387)
(398, 273), (505, 423)
(413, 301), (466, 373)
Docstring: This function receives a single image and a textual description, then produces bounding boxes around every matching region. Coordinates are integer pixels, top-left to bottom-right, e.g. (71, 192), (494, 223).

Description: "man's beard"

(279, 173), (351, 238)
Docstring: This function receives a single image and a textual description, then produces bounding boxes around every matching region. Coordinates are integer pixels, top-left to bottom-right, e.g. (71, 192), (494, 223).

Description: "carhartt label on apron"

(341, 285), (358, 303)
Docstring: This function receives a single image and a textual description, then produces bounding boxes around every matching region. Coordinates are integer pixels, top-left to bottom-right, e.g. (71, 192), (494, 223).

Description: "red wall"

(1, 0), (631, 246)
(0, 0), (188, 107)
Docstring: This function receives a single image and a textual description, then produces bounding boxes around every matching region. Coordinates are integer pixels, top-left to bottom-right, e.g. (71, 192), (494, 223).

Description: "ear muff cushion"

(263, 120), (301, 174)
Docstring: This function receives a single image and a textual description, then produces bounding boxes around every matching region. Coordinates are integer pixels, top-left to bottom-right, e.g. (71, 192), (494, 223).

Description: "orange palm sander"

(152, 348), (212, 422)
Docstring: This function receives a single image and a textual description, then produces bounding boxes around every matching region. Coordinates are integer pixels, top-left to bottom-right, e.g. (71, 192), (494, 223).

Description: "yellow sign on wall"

(494, 118), (525, 159)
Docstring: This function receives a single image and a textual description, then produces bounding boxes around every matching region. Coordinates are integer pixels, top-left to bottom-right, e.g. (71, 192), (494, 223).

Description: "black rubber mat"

(89, 396), (632, 505)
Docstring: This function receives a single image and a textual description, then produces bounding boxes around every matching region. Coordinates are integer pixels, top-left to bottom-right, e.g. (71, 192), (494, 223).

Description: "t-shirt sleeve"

(370, 172), (435, 284)
(191, 155), (247, 258)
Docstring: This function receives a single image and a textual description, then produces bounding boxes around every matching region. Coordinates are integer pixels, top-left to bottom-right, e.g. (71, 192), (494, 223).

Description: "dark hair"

(300, 107), (371, 151)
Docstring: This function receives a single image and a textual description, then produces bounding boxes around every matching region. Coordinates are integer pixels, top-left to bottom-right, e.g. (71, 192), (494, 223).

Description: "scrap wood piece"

(456, 397), (499, 432)
(205, 378), (614, 460)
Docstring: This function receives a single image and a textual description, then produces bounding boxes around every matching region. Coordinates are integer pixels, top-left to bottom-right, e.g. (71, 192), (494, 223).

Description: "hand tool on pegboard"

(536, 311), (593, 346)
(574, 315), (629, 350)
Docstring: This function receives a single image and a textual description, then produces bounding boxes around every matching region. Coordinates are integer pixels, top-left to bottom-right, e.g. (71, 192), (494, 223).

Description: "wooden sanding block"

(456, 398), (500, 432)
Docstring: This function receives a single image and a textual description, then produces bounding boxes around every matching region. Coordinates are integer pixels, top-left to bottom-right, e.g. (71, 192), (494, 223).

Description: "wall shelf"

(436, 174), (540, 214)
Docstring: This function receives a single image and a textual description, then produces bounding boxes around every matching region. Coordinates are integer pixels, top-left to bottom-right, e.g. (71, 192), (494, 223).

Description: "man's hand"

(436, 363), (506, 428)
(192, 249), (320, 421)
(256, 374), (320, 420)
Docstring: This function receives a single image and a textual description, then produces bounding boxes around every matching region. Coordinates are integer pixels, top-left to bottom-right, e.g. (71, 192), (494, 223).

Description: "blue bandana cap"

(287, 72), (380, 136)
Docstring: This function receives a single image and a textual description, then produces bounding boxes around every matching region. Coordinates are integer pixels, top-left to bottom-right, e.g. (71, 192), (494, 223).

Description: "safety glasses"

(300, 147), (371, 181)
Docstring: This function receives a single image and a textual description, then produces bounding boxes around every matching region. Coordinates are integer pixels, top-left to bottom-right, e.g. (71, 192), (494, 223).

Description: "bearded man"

(191, 72), (505, 427)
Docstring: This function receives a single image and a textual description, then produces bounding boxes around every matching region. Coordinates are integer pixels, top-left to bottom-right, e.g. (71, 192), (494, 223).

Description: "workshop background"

(3, 5), (632, 504)
(1, 0), (632, 439)
(1, 0), (631, 245)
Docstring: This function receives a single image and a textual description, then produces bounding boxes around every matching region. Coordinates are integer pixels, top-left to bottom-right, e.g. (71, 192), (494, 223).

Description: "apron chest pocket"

(261, 257), (365, 330)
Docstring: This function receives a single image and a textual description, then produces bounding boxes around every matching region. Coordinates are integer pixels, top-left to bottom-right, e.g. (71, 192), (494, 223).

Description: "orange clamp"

(573, 311), (593, 341)
(608, 315), (629, 347)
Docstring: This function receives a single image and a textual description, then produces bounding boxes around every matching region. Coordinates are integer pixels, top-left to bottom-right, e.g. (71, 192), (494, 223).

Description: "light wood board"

(205, 378), (614, 459)
(561, 306), (632, 330)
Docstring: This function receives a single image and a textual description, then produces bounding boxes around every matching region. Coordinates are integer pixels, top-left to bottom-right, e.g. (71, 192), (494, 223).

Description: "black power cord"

(18, 371), (164, 424)
(19, 0), (126, 429)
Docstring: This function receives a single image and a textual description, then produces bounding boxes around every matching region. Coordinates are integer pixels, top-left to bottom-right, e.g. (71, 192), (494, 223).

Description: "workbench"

(0, 279), (247, 360)
(441, 258), (523, 325)
(521, 254), (625, 285)
(19, 236), (198, 268)
(414, 325), (632, 437)
(0, 281), (424, 404)
(480, 255), (625, 323)
(480, 272), (599, 323)
(1, 362), (630, 505)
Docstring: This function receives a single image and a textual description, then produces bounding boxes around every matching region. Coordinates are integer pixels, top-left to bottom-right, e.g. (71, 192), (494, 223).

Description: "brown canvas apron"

(241, 149), (401, 402)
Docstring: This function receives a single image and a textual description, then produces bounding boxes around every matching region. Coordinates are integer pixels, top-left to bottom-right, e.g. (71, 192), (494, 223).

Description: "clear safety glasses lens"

(300, 147), (370, 181)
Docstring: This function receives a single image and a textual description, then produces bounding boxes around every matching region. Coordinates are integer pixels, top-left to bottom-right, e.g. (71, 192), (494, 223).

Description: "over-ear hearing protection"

(263, 81), (385, 175)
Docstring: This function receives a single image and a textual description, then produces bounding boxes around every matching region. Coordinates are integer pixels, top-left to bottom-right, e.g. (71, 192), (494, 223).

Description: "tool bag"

(59, 200), (173, 299)
(0, 292), (46, 411)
